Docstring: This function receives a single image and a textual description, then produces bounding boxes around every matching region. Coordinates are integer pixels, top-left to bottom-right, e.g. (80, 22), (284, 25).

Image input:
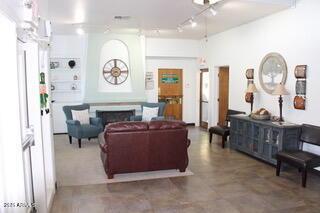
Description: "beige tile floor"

(51, 127), (320, 213)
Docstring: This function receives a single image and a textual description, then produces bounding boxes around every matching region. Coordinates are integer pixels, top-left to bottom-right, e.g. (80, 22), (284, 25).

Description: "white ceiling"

(48, 0), (295, 39)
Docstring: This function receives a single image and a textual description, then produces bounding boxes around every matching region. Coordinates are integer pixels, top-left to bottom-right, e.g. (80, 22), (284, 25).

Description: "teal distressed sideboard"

(229, 115), (301, 165)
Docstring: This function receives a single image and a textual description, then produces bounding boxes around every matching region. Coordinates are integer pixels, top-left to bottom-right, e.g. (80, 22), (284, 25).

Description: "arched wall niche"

(98, 39), (132, 92)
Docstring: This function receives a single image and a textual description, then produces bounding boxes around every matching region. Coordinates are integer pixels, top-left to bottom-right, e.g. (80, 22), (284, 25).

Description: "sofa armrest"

(187, 139), (191, 147)
(90, 117), (102, 126)
(66, 120), (80, 126)
(98, 132), (108, 153)
(130, 115), (142, 121)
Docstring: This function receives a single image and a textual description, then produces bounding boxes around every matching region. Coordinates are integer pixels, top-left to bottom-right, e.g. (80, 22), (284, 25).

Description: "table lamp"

(246, 83), (258, 112)
(272, 83), (289, 122)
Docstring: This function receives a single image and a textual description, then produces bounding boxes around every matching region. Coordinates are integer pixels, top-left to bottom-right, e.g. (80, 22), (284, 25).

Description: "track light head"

(189, 18), (197, 28)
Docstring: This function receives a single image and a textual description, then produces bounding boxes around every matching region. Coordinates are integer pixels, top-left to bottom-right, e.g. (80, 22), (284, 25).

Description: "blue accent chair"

(130, 102), (166, 121)
(63, 104), (103, 148)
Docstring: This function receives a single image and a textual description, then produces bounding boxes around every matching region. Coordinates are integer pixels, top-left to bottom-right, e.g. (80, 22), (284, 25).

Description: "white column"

(25, 42), (48, 213)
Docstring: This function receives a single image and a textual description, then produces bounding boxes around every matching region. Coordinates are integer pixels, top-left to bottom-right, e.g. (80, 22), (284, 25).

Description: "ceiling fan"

(192, 0), (222, 5)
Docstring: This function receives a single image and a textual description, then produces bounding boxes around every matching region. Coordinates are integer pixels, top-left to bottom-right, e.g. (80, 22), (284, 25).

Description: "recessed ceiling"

(49, 0), (295, 39)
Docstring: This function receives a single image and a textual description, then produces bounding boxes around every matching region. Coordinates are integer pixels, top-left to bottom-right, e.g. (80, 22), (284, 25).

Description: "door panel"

(218, 67), (229, 126)
(158, 69), (183, 120)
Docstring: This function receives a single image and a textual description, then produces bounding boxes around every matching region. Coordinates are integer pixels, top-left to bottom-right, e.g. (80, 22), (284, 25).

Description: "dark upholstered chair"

(208, 109), (246, 148)
(130, 102), (166, 121)
(276, 124), (320, 187)
(63, 104), (103, 148)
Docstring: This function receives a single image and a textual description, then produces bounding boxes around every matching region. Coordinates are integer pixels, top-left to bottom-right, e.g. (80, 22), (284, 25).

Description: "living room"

(1, 0), (320, 212)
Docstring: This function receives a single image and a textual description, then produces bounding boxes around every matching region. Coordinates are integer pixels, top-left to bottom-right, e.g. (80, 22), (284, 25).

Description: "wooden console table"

(229, 115), (301, 165)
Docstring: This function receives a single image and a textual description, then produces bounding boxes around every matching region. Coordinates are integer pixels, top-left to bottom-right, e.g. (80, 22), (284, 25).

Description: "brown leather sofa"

(99, 120), (191, 179)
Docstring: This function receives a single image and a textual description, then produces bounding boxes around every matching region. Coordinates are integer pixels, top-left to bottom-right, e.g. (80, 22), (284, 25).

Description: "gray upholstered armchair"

(130, 102), (166, 121)
(63, 104), (103, 148)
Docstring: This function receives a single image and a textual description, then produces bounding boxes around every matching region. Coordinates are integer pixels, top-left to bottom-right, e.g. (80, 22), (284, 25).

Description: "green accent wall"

(84, 33), (146, 103)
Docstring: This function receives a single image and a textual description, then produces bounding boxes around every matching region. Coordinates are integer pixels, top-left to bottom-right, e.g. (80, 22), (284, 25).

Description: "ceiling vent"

(193, 0), (221, 5)
(114, 16), (131, 20)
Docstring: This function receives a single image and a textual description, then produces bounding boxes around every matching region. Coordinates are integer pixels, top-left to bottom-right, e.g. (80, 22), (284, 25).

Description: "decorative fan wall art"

(102, 59), (129, 85)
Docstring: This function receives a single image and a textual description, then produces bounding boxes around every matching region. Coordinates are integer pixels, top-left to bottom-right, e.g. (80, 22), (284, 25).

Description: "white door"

(18, 41), (40, 213)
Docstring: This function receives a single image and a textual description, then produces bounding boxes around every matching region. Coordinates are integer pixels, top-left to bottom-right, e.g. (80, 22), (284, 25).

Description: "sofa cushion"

(149, 120), (187, 130)
(142, 106), (159, 121)
(71, 109), (90, 124)
(106, 121), (148, 133)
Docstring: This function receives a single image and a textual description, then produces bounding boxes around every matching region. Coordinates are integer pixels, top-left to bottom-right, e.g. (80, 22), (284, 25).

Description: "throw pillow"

(142, 106), (159, 121)
(71, 109), (90, 124)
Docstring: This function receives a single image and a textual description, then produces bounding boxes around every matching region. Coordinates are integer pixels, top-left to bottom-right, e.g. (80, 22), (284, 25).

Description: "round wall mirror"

(259, 53), (287, 94)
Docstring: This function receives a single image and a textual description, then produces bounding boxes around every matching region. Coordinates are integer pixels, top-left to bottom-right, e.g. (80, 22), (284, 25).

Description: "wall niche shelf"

(49, 57), (82, 103)
(51, 80), (81, 83)
(51, 90), (81, 93)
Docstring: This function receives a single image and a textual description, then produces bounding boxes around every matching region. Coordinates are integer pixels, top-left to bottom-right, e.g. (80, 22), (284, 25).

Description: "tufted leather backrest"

(300, 124), (320, 146)
(149, 120), (186, 130)
(105, 121), (148, 133)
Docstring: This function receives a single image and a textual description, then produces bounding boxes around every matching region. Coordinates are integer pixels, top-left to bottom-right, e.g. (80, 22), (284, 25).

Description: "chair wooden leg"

(209, 133), (213, 143)
(302, 169), (307, 188)
(107, 173), (114, 179)
(88, 137), (91, 141)
(179, 167), (186, 173)
(78, 139), (81, 148)
(68, 135), (72, 144)
(276, 160), (281, 176)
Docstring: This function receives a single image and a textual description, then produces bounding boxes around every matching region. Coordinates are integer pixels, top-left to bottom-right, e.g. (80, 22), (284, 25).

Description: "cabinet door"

(270, 145), (278, 164)
(260, 127), (272, 159)
(229, 132), (236, 149)
(271, 128), (281, 146)
(237, 135), (245, 151)
(238, 121), (246, 136)
(230, 118), (237, 133)
(252, 124), (261, 140)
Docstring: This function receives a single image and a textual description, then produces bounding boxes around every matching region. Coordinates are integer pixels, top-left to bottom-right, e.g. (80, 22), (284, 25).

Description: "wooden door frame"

(199, 68), (208, 128)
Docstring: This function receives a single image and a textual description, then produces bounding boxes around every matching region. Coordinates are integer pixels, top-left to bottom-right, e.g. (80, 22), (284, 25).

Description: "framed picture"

(259, 53), (287, 94)
(50, 62), (60, 69)
(294, 96), (305, 110)
(294, 65), (307, 79)
(246, 69), (254, 79)
(295, 80), (306, 95)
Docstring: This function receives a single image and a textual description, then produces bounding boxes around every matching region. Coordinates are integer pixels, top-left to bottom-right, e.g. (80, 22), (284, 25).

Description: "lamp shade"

(246, 83), (258, 93)
(272, 83), (289, 96)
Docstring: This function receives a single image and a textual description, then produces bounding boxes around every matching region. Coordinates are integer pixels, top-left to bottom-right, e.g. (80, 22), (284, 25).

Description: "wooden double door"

(158, 69), (183, 120)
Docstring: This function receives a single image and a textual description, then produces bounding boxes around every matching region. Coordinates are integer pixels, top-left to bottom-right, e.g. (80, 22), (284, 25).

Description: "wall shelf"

(51, 80), (80, 83)
(51, 90), (81, 93)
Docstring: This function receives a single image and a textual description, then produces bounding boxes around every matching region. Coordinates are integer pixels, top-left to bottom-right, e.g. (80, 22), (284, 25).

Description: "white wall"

(50, 35), (87, 101)
(146, 38), (200, 124)
(50, 35), (87, 133)
(146, 38), (200, 58)
(200, 0), (320, 154)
